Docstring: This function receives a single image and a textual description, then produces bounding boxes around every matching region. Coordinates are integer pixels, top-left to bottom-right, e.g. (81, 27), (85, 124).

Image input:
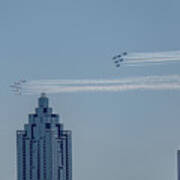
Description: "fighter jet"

(114, 60), (119, 64)
(20, 80), (26, 83)
(112, 54), (121, 60)
(14, 90), (22, 95)
(11, 88), (22, 94)
(116, 64), (120, 67)
(122, 52), (127, 56)
(10, 80), (26, 95)
(10, 84), (21, 89)
(10, 85), (22, 90)
(16, 91), (22, 95)
(14, 82), (21, 85)
(10, 88), (22, 95)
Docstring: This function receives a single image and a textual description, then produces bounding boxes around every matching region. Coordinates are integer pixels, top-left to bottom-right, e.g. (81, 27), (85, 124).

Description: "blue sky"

(1, 0), (180, 180)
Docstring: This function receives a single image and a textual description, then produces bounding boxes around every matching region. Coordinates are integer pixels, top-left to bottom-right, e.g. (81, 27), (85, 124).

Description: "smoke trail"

(128, 51), (180, 58)
(20, 75), (180, 94)
(23, 84), (180, 94)
(23, 75), (180, 86)
(113, 50), (180, 67)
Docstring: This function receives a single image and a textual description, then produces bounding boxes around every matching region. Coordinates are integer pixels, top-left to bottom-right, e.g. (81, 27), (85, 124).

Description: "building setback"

(17, 93), (72, 180)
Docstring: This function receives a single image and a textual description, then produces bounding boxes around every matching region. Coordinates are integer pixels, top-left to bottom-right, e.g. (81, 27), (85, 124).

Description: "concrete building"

(17, 93), (72, 180)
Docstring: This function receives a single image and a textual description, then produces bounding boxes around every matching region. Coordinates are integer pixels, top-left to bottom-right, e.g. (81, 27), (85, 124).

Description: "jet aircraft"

(112, 51), (128, 68)
(10, 80), (26, 95)
(122, 52), (127, 56)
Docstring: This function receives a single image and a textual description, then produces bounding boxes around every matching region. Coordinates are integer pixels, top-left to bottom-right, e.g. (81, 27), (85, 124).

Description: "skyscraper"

(16, 93), (72, 180)
(178, 150), (180, 180)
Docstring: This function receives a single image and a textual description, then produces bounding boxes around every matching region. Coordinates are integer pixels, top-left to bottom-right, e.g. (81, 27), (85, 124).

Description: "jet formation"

(10, 80), (26, 95)
(112, 52), (127, 68)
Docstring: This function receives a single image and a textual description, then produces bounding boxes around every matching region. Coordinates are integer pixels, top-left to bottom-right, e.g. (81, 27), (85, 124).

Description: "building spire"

(41, 92), (46, 97)
(38, 92), (49, 108)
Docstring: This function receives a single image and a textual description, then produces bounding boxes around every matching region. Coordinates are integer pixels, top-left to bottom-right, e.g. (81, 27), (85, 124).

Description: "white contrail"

(20, 75), (180, 94)
(127, 50), (180, 58)
(23, 84), (180, 94)
(23, 75), (180, 86)
(114, 50), (180, 66)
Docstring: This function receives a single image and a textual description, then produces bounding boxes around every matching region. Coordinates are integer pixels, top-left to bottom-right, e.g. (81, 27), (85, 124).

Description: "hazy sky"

(1, 0), (180, 180)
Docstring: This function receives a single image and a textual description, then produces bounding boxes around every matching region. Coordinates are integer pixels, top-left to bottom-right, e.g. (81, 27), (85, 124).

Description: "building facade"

(17, 93), (72, 180)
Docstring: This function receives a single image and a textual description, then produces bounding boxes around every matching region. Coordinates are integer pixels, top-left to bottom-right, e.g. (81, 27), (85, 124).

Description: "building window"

(46, 123), (51, 129)
(51, 114), (57, 118)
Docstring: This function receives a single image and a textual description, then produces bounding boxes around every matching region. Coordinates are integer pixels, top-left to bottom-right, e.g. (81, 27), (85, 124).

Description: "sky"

(1, 0), (180, 180)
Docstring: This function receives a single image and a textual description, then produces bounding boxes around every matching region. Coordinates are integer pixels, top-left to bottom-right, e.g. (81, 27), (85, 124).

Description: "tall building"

(178, 150), (180, 180)
(16, 93), (72, 180)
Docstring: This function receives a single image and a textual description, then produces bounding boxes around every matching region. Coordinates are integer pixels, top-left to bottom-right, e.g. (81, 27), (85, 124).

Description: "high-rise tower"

(178, 150), (180, 180)
(17, 93), (72, 180)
